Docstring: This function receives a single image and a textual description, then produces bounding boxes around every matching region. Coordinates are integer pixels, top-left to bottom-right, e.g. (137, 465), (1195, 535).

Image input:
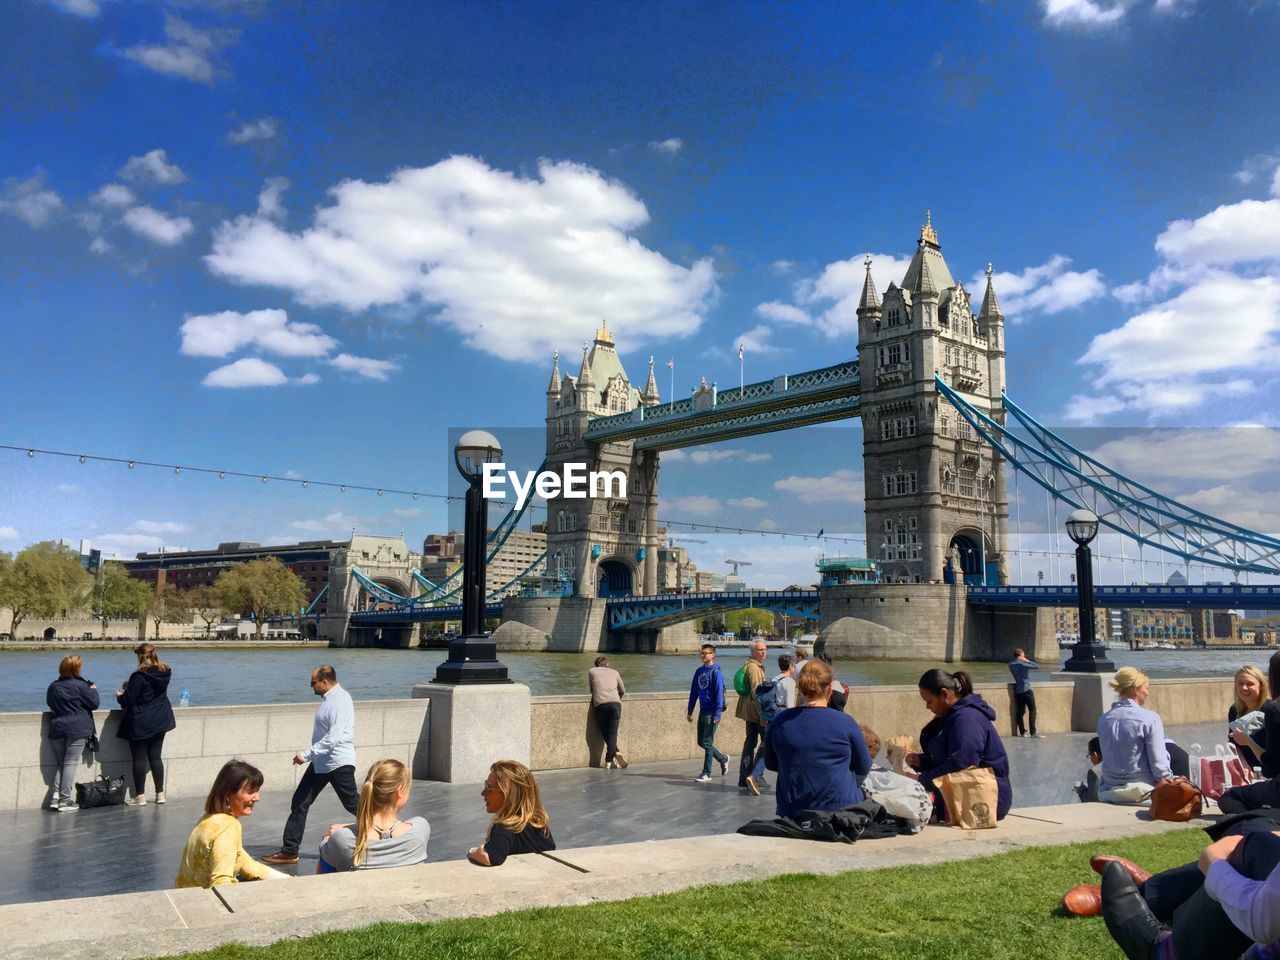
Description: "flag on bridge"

(666, 358), (674, 369)
(817, 528), (825, 539)
(738, 343), (745, 361)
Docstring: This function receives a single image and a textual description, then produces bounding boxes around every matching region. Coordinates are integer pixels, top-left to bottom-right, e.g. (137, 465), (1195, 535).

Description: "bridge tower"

(856, 214), (1010, 586)
(544, 322), (662, 600)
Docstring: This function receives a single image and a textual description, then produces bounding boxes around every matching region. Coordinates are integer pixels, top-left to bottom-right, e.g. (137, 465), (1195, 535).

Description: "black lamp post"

(1062, 508), (1115, 673)
(433, 430), (511, 684)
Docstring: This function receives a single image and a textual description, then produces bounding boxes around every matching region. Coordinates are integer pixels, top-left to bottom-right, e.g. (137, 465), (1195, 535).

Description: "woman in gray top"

(318, 759), (429, 872)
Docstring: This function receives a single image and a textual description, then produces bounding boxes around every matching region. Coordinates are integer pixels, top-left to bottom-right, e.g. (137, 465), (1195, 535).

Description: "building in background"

(420, 525), (547, 597)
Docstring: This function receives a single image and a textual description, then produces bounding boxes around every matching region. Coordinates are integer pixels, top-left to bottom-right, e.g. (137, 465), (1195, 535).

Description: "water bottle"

(179, 689), (190, 708)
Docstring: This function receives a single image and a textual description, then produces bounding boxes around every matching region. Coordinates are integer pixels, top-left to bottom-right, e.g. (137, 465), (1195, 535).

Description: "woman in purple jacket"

(905, 668), (1011, 822)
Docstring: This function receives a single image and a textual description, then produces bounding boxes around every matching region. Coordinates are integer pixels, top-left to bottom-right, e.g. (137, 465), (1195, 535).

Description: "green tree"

(0, 541), (93, 639)
(724, 608), (775, 637)
(187, 584), (225, 637)
(215, 558), (308, 640)
(147, 582), (191, 640)
(90, 562), (151, 638)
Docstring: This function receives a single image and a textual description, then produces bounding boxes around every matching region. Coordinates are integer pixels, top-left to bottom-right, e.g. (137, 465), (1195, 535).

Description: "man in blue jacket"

(1008, 649), (1043, 738)
(687, 644), (729, 783)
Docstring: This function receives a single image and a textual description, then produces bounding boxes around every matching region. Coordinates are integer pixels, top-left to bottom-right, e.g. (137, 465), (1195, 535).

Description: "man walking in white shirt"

(263, 665), (358, 865)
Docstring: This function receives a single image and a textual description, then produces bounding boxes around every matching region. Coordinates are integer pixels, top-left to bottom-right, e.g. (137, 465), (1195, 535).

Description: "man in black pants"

(1008, 649), (1043, 738)
(588, 656), (628, 769)
(263, 665), (359, 866)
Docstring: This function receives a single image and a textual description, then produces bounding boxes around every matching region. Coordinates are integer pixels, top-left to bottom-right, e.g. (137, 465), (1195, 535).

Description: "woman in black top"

(115, 643), (176, 805)
(46, 655), (99, 811)
(1221, 652), (1280, 814)
(467, 760), (555, 866)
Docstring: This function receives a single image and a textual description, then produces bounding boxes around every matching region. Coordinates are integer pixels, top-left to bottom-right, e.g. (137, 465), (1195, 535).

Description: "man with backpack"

(735, 639), (770, 796)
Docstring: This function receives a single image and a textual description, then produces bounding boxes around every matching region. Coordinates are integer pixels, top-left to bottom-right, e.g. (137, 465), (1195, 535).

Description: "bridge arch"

(946, 529), (992, 586)
(355, 575), (411, 611)
(596, 557), (635, 598)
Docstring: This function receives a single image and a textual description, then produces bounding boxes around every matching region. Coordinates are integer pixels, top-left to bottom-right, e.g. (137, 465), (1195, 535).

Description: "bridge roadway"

(349, 582), (1280, 631)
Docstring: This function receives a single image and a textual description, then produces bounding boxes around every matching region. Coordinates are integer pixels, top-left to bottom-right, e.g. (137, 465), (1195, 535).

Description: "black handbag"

(75, 774), (126, 808)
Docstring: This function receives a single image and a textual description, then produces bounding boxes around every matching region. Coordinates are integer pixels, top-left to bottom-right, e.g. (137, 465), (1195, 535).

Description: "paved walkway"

(0, 721), (1224, 906)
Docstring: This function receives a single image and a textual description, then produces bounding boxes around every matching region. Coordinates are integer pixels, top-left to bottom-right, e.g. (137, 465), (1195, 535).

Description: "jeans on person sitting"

(696, 712), (727, 777)
(1220, 777), (1280, 815)
(593, 702), (622, 764)
(281, 764), (360, 856)
(738, 720), (766, 785)
(51, 736), (87, 806)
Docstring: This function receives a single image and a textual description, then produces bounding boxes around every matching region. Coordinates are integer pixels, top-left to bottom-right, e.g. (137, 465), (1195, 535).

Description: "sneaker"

(1032, 734), (1046, 739)
(155, 791), (167, 804)
(719, 756), (730, 776)
(56, 802), (77, 813)
(614, 752), (628, 769)
(1018, 732), (1030, 738)
(745, 776), (761, 796)
(125, 795), (148, 806)
(46, 800), (61, 811)
(261, 850), (300, 865)
(606, 759), (617, 770)
(694, 773), (712, 783)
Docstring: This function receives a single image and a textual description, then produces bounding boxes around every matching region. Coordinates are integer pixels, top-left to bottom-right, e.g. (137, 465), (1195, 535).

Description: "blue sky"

(3, 0), (1279, 587)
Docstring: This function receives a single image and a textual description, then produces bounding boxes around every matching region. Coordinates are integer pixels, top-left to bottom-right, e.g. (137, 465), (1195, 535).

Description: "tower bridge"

(332, 214), (1280, 658)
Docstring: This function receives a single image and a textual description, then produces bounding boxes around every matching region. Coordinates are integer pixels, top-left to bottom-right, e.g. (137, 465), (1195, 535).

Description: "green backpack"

(733, 664), (751, 696)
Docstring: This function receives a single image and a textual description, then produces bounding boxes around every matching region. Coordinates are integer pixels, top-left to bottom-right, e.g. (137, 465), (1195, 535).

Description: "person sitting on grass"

(317, 759), (429, 872)
(1225, 653), (1280, 814)
(1096, 667), (1177, 805)
(467, 760), (556, 867)
(176, 760), (287, 887)
(763, 659), (872, 818)
(1074, 736), (1104, 803)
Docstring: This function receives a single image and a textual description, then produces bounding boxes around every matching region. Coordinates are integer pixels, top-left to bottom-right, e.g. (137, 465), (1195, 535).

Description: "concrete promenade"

(0, 722), (1228, 958)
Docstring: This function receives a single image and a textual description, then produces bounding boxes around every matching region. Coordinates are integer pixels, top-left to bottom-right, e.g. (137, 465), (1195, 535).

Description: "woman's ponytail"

(353, 779), (376, 867)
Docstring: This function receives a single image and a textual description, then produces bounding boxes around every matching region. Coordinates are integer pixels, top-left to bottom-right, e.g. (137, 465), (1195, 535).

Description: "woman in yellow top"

(176, 760), (283, 887)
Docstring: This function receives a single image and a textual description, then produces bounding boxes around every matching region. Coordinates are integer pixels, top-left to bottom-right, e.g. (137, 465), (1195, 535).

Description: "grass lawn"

(174, 829), (1209, 960)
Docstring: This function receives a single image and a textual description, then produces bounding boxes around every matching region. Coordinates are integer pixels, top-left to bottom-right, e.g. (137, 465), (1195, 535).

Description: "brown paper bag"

(935, 766), (999, 829)
(885, 735), (920, 775)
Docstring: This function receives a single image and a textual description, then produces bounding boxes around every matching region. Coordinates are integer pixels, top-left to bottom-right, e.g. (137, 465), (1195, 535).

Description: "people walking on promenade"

(177, 760), (285, 887)
(1223, 653), (1280, 813)
(1228, 663), (1270, 770)
(115, 643), (175, 806)
(1096, 667), (1176, 805)
(904, 668), (1011, 822)
(45, 654), (99, 811)
(735, 639), (768, 796)
(318, 759), (429, 872)
(686, 643), (728, 783)
(588, 656), (628, 769)
(764, 659), (872, 818)
(468, 760), (555, 867)
(1008, 648), (1043, 738)
(263, 665), (358, 866)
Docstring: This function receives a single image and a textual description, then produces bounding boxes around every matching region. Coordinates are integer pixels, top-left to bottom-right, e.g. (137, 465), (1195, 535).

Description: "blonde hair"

(353, 759), (411, 867)
(486, 760), (549, 838)
(133, 643), (168, 673)
(1234, 665), (1268, 717)
(1110, 666), (1149, 696)
(58, 655), (82, 679)
(797, 659), (833, 701)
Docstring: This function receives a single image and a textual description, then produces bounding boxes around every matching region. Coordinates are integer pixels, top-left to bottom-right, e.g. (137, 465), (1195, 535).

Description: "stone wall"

(0, 699), (429, 812)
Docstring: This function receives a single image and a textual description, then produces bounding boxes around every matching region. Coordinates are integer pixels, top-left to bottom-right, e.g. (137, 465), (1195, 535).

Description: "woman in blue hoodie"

(905, 668), (1011, 822)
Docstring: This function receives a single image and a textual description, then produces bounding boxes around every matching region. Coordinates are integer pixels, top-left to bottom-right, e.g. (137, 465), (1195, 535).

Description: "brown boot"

(1090, 855), (1152, 885)
(1062, 884), (1102, 917)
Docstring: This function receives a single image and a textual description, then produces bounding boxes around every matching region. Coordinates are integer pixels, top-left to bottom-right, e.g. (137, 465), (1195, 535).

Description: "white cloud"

(134, 520), (189, 534)
(969, 255), (1106, 319)
(92, 533), (170, 557)
(727, 497), (767, 509)
(1062, 392), (1127, 425)
(648, 138), (683, 156)
(773, 468), (863, 503)
(205, 155), (716, 362)
(46, 0), (102, 14)
(0, 526), (19, 541)
(89, 235), (112, 255)
(664, 448), (771, 465)
(788, 251), (915, 338)
(768, 260), (795, 275)
(666, 495), (721, 516)
(1041, 0), (1132, 28)
(1155, 199), (1280, 267)
(1088, 429), (1280, 483)
(122, 205), (194, 245)
(228, 117), (280, 144)
(1233, 154), (1280, 187)
(1181, 485), (1280, 535)
(292, 511), (360, 533)
(734, 324), (785, 356)
(329, 353), (398, 380)
(755, 301), (813, 326)
(256, 177), (288, 220)
(91, 183), (135, 208)
(202, 357), (289, 388)
(0, 173), (64, 228)
(1152, 0), (1195, 14)
(119, 14), (238, 85)
(118, 148), (186, 186)
(180, 308), (338, 358)
(297, 373), (321, 385)
(1273, 167), (1280, 200)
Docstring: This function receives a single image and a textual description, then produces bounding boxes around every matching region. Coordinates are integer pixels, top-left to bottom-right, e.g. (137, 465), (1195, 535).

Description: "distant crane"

(724, 559), (753, 577)
(666, 537), (706, 595)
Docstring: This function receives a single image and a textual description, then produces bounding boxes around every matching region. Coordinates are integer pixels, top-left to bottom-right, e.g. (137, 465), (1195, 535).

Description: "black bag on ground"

(738, 800), (912, 843)
(75, 774), (126, 808)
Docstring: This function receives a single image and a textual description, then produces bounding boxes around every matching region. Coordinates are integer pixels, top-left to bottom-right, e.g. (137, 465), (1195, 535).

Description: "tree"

(147, 582), (192, 640)
(0, 541), (93, 638)
(215, 558), (308, 640)
(90, 562), (151, 638)
(724, 608), (775, 637)
(187, 585), (225, 637)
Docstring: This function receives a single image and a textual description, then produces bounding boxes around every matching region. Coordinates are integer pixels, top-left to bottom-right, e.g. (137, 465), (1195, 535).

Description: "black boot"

(1101, 862), (1166, 960)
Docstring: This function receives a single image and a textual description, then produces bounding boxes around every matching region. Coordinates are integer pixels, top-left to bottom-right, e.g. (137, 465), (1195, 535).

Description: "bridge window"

(887, 344), (901, 365)
(939, 303), (949, 328)
(958, 469), (976, 498)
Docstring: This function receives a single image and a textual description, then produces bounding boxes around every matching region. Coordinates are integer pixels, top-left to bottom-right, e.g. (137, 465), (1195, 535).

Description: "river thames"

(0, 645), (1273, 713)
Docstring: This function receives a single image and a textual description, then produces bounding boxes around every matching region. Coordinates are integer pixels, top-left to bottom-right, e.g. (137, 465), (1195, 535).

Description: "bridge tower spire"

(857, 214), (1010, 587)
(641, 356), (661, 406)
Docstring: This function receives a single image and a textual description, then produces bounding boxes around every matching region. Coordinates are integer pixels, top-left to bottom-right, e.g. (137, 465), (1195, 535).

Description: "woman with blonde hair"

(1228, 665), (1268, 768)
(318, 759), (429, 872)
(45, 654), (99, 811)
(1222, 652), (1280, 813)
(115, 642), (176, 805)
(1096, 666), (1175, 805)
(467, 760), (555, 866)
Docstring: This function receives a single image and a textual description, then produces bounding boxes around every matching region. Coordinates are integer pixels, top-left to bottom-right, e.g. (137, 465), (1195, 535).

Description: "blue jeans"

(738, 721), (767, 784)
(697, 712), (727, 776)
